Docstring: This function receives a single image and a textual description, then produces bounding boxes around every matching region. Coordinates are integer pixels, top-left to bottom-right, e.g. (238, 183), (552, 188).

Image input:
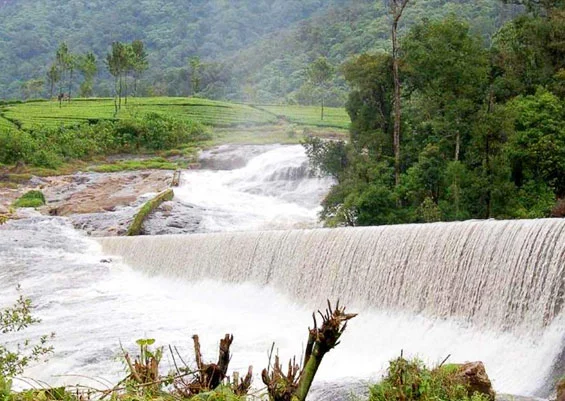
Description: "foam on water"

(3, 144), (565, 398)
(173, 145), (334, 232)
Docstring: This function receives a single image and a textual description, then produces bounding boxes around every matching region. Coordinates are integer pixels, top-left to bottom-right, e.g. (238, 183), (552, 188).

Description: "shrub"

(12, 190), (46, 208)
(369, 357), (491, 401)
(0, 129), (35, 165)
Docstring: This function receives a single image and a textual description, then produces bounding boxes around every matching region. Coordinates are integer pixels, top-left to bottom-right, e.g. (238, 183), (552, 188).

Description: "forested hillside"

(0, 0), (520, 102)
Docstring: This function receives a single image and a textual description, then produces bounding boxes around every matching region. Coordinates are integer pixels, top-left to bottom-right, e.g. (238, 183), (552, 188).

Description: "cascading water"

(98, 219), (565, 396)
(2, 144), (565, 399)
(165, 145), (334, 233)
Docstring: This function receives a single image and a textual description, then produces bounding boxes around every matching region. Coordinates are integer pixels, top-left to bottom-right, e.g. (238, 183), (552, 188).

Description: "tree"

(106, 41), (128, 113)
(390, 0), (411, 187)
(402, 17), (490, 162)
(46, 64), (60, 99)
(506, 89), (565, 197)
(20, 79), (44, 100)
(130, 40), (149, 96)
(344, 53), (394, 156)
(501, 0), (564, 15)
(0, 288), (53, 378)
(189, 56), (202, 95)
(55, 42), (71, 106)
(306, 56), (334, 120)
(78, 52), (97, 98)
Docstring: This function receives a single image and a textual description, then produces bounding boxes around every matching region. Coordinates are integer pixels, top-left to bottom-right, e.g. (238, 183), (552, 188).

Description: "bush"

(369, 357), (491, 401)
(0, 114), (208, 169)
(12, 190), (46, 208)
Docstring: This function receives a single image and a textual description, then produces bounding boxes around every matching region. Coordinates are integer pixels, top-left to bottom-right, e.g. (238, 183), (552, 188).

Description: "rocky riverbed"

(0, 144), (333, 236)
(0, 169), (176, 236)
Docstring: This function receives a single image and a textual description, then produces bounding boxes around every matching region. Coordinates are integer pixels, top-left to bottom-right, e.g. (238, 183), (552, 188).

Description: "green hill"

(0, 0), (522, 102)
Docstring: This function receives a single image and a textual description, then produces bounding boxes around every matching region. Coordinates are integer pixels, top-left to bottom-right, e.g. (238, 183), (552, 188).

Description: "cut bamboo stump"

(171, 170), (181, 187)
(127, 189), (174, 236)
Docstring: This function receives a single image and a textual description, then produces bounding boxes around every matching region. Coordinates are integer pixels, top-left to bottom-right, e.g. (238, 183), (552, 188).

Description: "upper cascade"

(98, 218), (565, 335)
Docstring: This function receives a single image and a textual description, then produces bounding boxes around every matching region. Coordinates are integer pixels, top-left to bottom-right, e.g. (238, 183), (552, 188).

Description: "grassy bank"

(0, 97), (350, 177)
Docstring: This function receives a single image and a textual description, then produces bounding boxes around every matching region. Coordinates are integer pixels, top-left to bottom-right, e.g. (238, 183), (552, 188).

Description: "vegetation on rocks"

(127, 189), (174, 236)
(369, 357), (494, 401)
(12, 190), (45, 208)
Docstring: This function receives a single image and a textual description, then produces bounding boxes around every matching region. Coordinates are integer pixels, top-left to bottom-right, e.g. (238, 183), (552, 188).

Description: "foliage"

(12, 190), (46, 208)
(0, 0), (518, 102)
(0, 289), (54, 379)
(369, 357), (491, 401)
(0, 110), (209, 168)
(306, 11), (565, 227)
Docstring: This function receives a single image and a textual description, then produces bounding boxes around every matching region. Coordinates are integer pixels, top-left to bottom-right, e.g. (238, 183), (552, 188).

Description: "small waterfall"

(171, 145), (334, 232)
(98, 219), (565, 334)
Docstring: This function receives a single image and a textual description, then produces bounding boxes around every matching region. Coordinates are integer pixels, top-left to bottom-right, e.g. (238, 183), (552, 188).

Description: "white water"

(2, 145), (565, 398)
(173, 145), (334, 232)
(1, 218), (563, 397)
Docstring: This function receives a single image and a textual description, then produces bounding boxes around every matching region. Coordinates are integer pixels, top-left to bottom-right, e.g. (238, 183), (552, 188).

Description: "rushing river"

(1, 145), (564, 399)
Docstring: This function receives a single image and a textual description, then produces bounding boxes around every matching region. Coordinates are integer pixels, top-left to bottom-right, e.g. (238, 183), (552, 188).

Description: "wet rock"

(142, 200), (202, 235)
(557, 378), (565, 401)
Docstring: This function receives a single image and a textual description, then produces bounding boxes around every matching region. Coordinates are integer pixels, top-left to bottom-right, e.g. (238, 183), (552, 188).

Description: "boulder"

(456, 362), (495, 401)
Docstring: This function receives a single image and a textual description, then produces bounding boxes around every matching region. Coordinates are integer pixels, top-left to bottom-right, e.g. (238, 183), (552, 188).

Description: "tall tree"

(55, 42), (71, 106)
(189, 56), (202, 95)
(130, 40), (149, 96)
(306, 57), (334, 120)
(78, 52), (97, 98)
(46, 64), (60, 99)
(106, 41), (128, 113)
(390, 0), (411, 186)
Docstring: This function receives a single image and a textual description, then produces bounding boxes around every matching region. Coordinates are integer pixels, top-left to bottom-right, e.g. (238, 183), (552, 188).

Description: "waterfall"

(98, 219), (565, 334)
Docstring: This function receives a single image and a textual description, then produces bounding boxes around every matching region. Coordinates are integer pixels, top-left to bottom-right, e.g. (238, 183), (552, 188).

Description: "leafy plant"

(12, 191), (46, 209)
(0, 287), (54, 378)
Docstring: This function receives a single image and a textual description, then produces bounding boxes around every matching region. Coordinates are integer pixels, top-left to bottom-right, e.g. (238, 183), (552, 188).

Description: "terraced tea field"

(0, 98), (278, 129)
(0, 116), (15, 130)
(0, 98), (350, 130)
(257, 104), (350, 129)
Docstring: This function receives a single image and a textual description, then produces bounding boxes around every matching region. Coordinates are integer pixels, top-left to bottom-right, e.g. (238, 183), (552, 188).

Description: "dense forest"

(305, 0), (565, 225)
(0, 0), (521, 102)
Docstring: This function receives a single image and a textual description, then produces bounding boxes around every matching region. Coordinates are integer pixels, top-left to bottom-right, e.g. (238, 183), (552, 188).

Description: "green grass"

(12, 190), (46, 208)
(206, 124), (348, 146)
(256, 104), (350, 129)
(3, 97), (278, 130)
(88, 158), (181, 173)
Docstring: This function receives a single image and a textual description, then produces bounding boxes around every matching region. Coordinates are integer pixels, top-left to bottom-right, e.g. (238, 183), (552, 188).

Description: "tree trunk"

(485, 89), (495, 219)
(114, 76), (119, 114)
(455, 131), (460, 161)
(118, 74), (122, 111)
(68, 68), (73, 103)
(125, 75), (128, 105)
(391, 1), (409, 187)
(321, 95), (324, 121)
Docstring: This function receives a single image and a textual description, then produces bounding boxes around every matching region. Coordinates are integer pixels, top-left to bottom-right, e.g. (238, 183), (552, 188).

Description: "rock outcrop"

(455, 361), (496, 401)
